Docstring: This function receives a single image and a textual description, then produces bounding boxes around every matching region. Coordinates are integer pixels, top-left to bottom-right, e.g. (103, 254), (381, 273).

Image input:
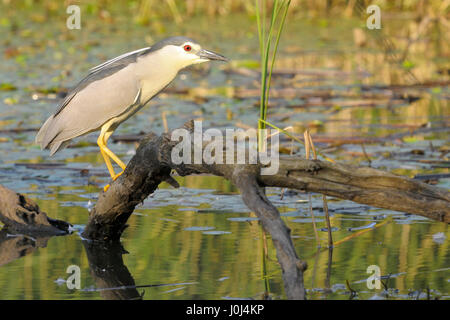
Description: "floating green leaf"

(0, 83), (17, 91)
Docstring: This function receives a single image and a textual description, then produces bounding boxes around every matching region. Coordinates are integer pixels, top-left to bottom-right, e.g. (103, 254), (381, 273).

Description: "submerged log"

(0, 185), (70, 235)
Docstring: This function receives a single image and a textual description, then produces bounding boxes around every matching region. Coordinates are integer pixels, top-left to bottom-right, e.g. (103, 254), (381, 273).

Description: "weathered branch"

(84, 122), (448, 240)
(81, 121), (449, 239)
(260, 158), (449, 222)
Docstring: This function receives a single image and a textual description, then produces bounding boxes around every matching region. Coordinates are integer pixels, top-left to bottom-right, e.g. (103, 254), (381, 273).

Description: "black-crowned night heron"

(36, 36), (227, 188)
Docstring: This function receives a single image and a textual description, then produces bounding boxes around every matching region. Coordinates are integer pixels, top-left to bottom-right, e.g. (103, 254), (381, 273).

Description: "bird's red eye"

(183, 45), (192, 52)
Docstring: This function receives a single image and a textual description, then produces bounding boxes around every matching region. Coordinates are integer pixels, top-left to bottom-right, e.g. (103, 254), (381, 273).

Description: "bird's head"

(150, 36), (228, 70)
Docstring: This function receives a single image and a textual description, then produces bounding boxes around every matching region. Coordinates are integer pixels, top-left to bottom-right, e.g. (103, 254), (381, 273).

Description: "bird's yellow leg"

(97, 132), (116, 178)
(98, 132), (118, 192)
(101, 130), (127, 171)
(98, 126), (127, 192)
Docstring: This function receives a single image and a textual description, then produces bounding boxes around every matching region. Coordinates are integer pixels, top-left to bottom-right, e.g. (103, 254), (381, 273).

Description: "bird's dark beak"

(199, 49), (228, 62)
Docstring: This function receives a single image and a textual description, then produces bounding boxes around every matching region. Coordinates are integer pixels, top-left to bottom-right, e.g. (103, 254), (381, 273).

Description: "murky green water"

(0, 3), (448, 299)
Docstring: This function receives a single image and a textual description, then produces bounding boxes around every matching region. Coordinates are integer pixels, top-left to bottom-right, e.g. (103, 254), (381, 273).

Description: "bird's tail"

(35, 115), (69, 155)
(35, 115), (54, 148)
(49, 140), (69, 155)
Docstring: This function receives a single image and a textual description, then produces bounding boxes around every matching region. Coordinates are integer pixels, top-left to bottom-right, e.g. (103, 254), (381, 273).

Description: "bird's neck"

(135, 51), (181, 102)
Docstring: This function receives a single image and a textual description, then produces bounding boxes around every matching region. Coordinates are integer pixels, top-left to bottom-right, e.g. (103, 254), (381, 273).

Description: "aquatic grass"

(255, 0), (291, 151)
(254, 1), (334, 164)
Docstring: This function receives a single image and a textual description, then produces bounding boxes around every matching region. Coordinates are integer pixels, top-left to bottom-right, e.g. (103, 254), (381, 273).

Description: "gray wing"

(36, 47), (152, 154)
(53, 47), (152, 117)
(88, 47), (151, 75)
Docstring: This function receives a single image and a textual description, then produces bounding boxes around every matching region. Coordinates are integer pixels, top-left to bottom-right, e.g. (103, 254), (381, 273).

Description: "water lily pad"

(348, 222), (376, 231)
(0, 83), (17, 91)
(227, 217), (259, 222)
(320, 227), (339, 232)
(292, 218), (324, 223)
(202, 230), (231, 235)
(432, 232), (446, 245)
(184, 226), (215, 231)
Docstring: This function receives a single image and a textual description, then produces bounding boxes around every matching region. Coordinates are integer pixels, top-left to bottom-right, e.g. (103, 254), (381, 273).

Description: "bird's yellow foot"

(103, 171), (124, 192)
